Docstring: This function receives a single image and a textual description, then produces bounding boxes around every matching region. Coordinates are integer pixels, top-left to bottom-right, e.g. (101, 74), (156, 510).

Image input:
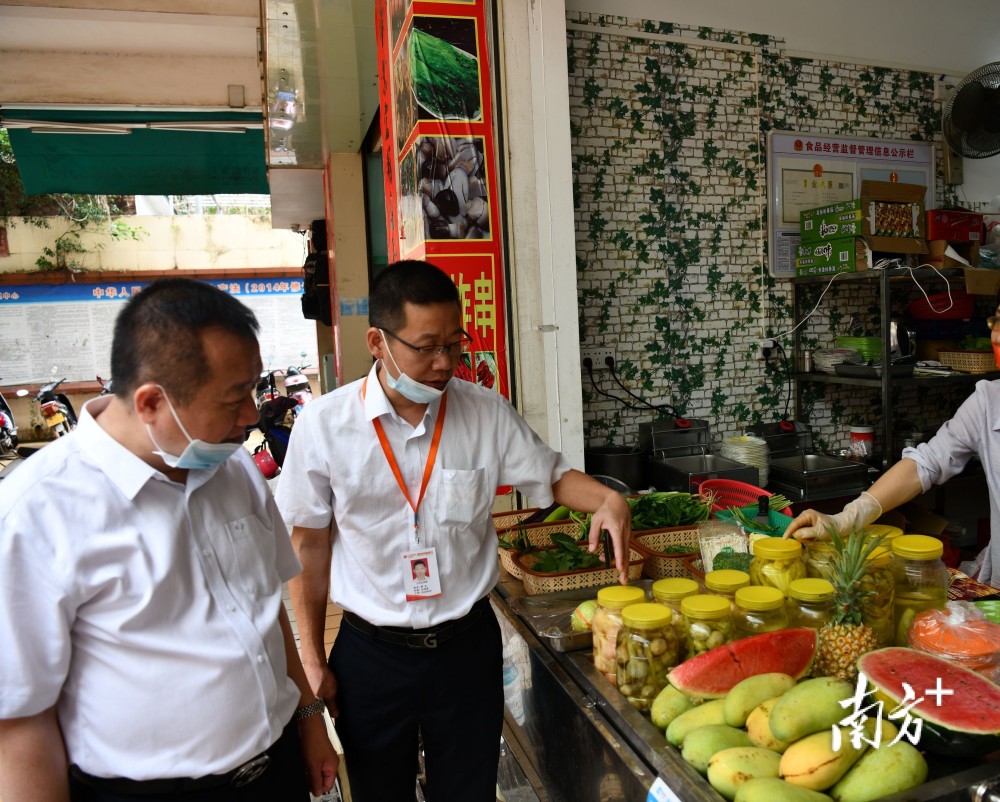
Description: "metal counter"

(491, 582), (1000, 802)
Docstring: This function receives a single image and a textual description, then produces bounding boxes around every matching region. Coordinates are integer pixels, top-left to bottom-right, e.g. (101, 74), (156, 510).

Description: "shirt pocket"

(437, 467), (487, 526)
(221, 515), (279, 598)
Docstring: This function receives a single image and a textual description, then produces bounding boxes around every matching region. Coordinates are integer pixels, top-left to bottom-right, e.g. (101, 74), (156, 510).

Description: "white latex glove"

(785, 491), (882, 541)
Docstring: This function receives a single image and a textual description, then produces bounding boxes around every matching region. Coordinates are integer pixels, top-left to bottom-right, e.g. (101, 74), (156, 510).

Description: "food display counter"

(491, 579), (1000, 802)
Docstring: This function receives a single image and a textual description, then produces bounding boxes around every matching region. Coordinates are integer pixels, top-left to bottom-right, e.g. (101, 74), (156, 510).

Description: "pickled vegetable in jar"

(891, 535), (948, 647)
(704, 569), (751, 613)
(750, 537), (805, 597)
(616, 603), (683, 712)
(592, 585), (646, 684)
(681, 594), (734, 658)
(733, 586), (788, 639)
(652, 577), (699, 640)
(861, 546), (895, 647)
(805, 540), (835, 581)
(786, 577), (834, 630)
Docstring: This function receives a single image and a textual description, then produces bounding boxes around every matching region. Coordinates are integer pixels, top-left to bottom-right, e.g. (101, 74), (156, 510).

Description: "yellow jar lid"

(622, 602), (674, 628)
(866, 545), (891, 566)
(705, 569), (751, 593)
(597, 585), (646, 609)
(866, 524), (903, 542)
(806, 539), (833, 553)
(892, 534), (944, 561)
(652, 577), (700, 601)
(753, 537), (803, 559)
(681, 594), (732, 619)
(735, 585), (786, 611)
(788, 577), (834, 602)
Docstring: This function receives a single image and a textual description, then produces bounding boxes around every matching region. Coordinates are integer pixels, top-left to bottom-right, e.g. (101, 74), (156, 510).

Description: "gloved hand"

(784, 491), (883, 541)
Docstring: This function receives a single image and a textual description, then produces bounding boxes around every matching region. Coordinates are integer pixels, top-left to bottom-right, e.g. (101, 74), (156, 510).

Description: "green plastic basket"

(715, 505), (795, 537)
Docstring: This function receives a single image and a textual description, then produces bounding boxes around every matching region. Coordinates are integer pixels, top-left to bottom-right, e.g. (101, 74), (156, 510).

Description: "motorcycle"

(248, 368), (295, 478)
(19, 377), (78, 438)
(283, 364), (313, 415)
(0, 379), (19, 456)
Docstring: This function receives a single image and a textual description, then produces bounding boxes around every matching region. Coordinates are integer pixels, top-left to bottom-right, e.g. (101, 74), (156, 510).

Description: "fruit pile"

(648, 627), (1000, 801)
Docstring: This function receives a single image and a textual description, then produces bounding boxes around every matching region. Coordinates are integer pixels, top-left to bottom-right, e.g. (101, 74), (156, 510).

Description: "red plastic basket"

(697, 479), (793, 516)
(907, 291), (974, 321)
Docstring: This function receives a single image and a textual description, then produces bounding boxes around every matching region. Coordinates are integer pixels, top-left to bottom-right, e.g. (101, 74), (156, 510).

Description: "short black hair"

(111, 278), (259, 404)
(369, 260), (461, 332)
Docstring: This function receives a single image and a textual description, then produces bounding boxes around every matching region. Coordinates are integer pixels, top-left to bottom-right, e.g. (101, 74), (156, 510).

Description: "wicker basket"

(631, 526), (700, 579)
(512, 543), (647, 595)
(937, 350), (995, 374)
(683, 554), (706, 581)
(491, 507), (541, 532)
(496, 520), (581, 580)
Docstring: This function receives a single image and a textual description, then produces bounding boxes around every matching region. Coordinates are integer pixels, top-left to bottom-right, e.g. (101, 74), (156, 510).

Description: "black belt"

(69, 732), (282, 796)
(343, 596), (490, 649)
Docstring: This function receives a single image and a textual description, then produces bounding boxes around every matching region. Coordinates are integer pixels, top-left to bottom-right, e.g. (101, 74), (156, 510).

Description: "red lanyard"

(362, 376), (447, 543)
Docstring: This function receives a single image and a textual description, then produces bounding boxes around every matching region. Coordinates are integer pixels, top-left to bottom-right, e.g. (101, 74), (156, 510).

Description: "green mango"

(682, 724), (752, 774)
(724, 673), (797, 728)
(830, 739), (928, 802)
(666, 698), (727, 747)
(769, 677), (854, 743)
(708, 746), (782, 801)
(651, 684), (695, 730)
(734, 778), (832, 802)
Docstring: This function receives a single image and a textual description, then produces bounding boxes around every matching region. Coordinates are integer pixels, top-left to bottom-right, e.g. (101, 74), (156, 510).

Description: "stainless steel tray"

(647, 453), (759, 493)
(507, 580), (654, 652)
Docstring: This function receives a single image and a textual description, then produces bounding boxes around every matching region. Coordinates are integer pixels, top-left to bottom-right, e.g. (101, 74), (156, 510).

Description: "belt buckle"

(407, 631), (438, 649)
(231, 755), (270, 787)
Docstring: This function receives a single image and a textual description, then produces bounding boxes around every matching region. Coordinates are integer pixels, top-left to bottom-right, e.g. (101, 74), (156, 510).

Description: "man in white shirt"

(276, 260), (631, 801)
(0, 278), (338, 802)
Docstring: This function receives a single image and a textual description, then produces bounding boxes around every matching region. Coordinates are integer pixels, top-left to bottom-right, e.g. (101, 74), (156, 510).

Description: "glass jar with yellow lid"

(733, 585), (788, 638)
(749, 537), (806, 597)
(616, 603), (683, 711)
(592, 585), (646, 684)
(652, 577), (699, 639)
(704, 569), (751, 613)
(891, 535), (948, 646)
(861, 545), (895, 647)
(805, 539), (834, 581)
(681, 594), (734, 657)
(786, 577), (834, 629)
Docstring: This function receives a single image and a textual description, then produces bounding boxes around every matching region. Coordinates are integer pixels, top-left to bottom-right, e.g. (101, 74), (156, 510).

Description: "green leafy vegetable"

(529, 532), (605, 573)
(959, 335), (993, 351)
(410, 29), (481, 120)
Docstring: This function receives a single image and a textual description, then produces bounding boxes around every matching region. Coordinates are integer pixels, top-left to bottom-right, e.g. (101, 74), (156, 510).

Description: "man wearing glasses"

(276, 259), (630, 801)
(787, 299), (1000, 589)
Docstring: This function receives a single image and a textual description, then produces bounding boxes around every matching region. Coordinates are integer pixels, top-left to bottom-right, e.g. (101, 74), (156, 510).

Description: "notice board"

(766, 130), (934, 279)
(0, 277), (319, 387)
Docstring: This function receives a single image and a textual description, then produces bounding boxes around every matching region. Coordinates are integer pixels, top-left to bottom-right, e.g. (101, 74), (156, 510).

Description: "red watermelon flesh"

(858, 647), (1000, 755)
(667, 628), (817, 699)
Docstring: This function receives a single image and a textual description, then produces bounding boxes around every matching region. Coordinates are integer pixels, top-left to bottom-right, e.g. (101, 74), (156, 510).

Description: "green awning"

(2, 107), (268, 195)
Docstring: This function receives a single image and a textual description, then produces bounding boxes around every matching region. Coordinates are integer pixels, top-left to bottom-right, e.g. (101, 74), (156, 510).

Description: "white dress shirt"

(275, 364), (571, 628)
(902, 378), (1000, 587)
(0, 397), (302, 779)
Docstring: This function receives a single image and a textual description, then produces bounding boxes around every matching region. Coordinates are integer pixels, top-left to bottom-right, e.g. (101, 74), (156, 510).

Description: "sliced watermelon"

(667, 628), (817, 699)
(859, 647), (1000, 757)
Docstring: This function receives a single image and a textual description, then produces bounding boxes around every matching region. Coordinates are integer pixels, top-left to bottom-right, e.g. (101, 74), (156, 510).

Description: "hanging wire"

(606, 361), (684, 418)
(584, 360), (639, 409)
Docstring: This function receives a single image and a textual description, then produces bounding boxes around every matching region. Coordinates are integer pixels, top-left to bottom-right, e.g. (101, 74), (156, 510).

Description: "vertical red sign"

(375, 0), (509, 399)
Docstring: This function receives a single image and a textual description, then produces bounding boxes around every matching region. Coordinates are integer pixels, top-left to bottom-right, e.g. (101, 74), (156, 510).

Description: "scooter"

(283, 364), (313, 415)
(19, 378), (78, 438)
(0, 379), (19, 456)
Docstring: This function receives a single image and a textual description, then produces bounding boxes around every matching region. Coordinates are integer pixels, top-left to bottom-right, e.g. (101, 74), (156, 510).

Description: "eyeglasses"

(382, 328), (473, 359)
(987, 313), (1000, 332)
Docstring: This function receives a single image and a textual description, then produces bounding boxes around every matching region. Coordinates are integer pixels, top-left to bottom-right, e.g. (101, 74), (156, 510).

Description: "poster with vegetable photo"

(393, 27), (417, 155)
(454, 350), (497, 391)
(410, 16), (482, 122)
(416, 136), (490, 241)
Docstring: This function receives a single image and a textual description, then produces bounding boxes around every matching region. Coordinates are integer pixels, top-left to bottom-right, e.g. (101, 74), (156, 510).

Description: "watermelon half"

(667, 628), (817, 699)
(859, 647), (1000, 757)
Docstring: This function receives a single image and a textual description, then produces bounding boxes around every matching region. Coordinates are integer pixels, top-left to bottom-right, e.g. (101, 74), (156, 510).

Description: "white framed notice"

(766, 130), (935, 279)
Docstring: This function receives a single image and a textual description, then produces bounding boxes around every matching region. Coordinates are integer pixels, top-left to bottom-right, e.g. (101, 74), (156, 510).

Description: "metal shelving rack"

(791, 267), (1000, 470)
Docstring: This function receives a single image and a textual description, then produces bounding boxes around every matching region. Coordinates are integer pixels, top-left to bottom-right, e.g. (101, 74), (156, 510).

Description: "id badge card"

(403, 547), (442, 601)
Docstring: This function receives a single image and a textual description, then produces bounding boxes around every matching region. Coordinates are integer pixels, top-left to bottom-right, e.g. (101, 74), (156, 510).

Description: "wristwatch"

(293, 698), (325, 721)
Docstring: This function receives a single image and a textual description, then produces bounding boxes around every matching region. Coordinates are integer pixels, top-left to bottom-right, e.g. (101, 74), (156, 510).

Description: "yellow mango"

(707, 746), (782, 801)
(779, 726), (870, 791)
(724, 673), (797, 728)
(769, 677), (854, 743)
(745, 696), (795, 753)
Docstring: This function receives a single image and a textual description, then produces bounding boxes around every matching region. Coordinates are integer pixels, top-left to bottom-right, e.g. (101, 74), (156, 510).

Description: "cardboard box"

(795, 237), (869, 276)
(800, 200), (864, 244)
(860, 180), (928, 255)
(928, 239), (980, 269)
(927, 209), (984, 243)
(962, 266), (1000, 297)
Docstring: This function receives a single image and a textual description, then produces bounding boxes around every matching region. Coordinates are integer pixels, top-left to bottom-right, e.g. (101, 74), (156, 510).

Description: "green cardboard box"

(795, 237), (869, 276)
(799, 199), (864, 244)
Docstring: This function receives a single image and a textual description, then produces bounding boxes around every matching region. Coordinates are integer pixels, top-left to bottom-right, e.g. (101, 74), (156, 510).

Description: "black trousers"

(68, 719), (309, 802)
(331, 606), (503, 802)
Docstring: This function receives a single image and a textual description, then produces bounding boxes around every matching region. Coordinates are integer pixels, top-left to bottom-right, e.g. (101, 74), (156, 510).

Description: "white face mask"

(147, 385), (242, 470)
(380, 330), (446, 405)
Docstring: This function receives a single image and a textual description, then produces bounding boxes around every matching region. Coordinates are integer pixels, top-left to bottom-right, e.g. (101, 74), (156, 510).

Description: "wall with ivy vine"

(568, 12), (989, 463)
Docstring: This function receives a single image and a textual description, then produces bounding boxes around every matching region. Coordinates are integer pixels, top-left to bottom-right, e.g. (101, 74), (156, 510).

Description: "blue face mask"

(380, 330), (446, 405)
(147, 385), (242, 470)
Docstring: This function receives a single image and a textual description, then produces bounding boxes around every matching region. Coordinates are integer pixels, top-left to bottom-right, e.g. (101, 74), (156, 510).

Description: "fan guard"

(943, 62), (1000, 159)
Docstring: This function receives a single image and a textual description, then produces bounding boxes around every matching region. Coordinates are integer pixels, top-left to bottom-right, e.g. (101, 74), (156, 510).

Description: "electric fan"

(943, 62), (1000, 158)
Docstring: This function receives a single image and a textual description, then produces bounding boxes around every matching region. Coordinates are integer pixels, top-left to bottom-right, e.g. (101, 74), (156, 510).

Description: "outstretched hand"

(586, 491), (632, 584)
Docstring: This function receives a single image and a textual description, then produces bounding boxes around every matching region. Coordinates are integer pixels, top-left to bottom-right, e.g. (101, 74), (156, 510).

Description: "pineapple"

(814, 529), (883, 682)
